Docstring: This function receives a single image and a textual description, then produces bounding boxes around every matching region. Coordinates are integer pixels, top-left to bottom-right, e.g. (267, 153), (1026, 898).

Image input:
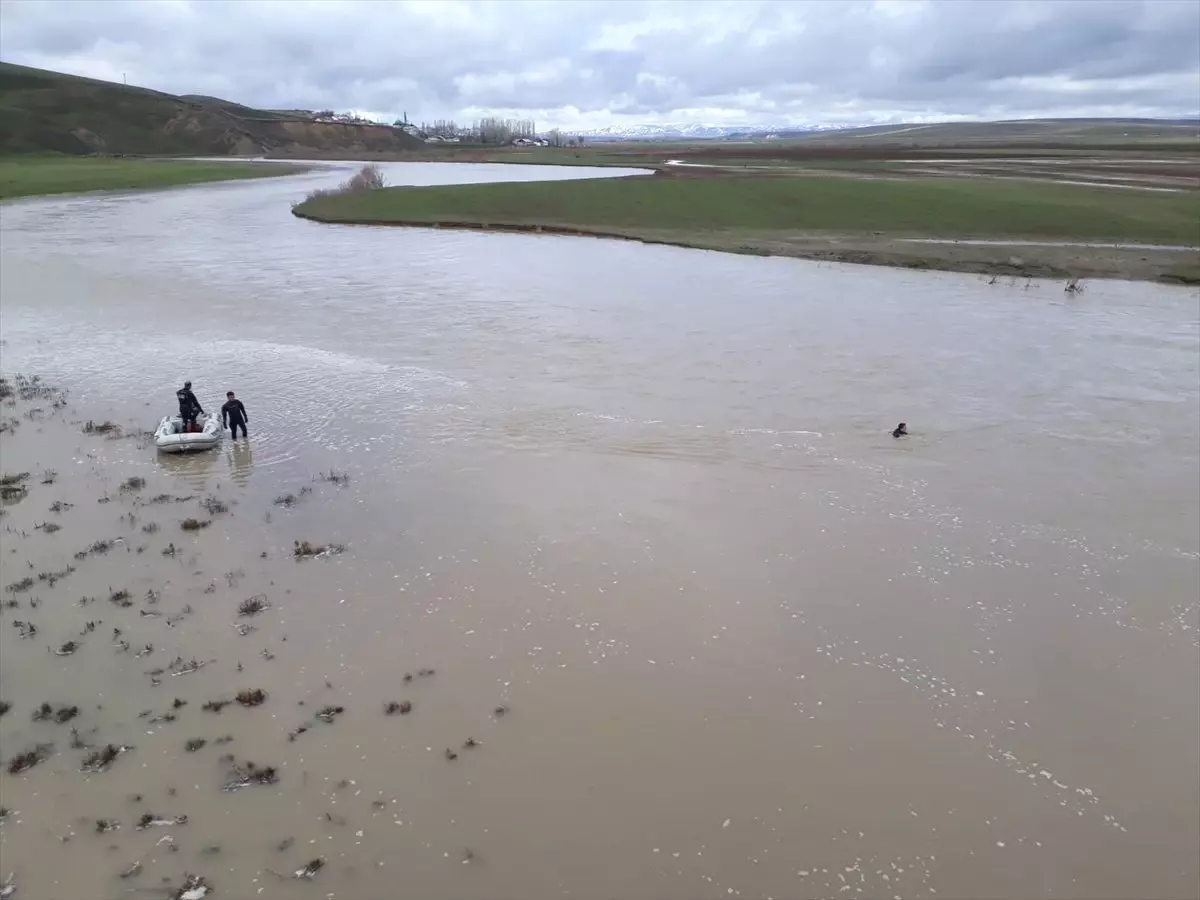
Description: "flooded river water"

(0, 162), (1197, 900)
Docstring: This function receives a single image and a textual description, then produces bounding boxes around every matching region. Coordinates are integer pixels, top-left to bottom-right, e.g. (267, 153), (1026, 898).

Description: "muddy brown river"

(0, 162), (1197, 900)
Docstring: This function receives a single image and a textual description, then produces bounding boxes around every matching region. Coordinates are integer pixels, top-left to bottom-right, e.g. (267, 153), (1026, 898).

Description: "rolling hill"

(0, 62), (423, 157)
(577, 118), (1200, 146)
(781, 118), (1200, 146)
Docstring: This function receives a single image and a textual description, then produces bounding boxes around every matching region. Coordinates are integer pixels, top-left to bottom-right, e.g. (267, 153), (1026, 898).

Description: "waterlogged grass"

(294, 173), (1200, 245)
(0, 156), (299, 200)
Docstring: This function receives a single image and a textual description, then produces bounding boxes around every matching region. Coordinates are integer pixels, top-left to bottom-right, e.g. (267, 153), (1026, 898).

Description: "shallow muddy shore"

(0, 375), (511, 899)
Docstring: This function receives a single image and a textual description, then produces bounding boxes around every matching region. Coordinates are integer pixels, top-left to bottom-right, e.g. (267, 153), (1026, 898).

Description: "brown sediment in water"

(0, 377), (427, 895)
(1, 252), (1196, 900)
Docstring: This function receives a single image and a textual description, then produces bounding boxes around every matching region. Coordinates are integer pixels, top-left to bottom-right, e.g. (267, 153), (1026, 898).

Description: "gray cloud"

(1, 0), (1196, 130)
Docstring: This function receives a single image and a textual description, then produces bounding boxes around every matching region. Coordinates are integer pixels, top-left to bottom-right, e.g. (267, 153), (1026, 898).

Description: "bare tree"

(345, 164), (386, 191)
(302, 163), (387, 204)
(467, 117), (538, 145)
(420, 119), (462, 138)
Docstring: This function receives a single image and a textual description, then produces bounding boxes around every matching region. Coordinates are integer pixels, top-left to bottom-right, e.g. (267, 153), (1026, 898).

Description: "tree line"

(409, 117), (582, 146)
(308, 109), (584, 146)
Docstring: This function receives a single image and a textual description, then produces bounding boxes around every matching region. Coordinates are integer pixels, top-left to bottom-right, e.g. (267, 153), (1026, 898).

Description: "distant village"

(302, 109), (585, 147)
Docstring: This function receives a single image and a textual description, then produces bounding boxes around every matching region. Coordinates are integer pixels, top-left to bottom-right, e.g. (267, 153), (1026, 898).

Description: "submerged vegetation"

(0, 471), (30, 501)
(315, 469), (351, 487)
(82, 420), (121, 436)
(200, 496), (229, 516)
(3, 372), (527, 893)
(237, 594), (271, 616)
(7, 743), (53, 774)
(293, 540), (345, 559)
(273, 486), (313, 507)
(81, 742), (132, 772)
(236, 688), (267, 707)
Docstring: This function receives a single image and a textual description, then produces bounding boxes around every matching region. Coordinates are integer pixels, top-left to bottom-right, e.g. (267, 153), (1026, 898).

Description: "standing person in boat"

(221, 391), (249, 440)
(176, 381), (205, 431)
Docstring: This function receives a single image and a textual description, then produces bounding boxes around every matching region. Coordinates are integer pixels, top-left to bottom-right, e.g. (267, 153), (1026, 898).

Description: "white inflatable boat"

(154, 413), (222, 453)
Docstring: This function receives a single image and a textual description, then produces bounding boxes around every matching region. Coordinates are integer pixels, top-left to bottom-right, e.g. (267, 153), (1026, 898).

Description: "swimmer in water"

(892, 422), (908, 438)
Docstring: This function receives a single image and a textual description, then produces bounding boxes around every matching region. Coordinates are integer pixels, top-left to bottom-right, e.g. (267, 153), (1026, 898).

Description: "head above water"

(226, 391), (235, 399)
(893, 422), (908, 438)
(183, 381), (192, 390)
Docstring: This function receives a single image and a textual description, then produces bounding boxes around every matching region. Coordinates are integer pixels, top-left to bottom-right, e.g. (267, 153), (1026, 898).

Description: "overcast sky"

(2, 0), (1197, 131)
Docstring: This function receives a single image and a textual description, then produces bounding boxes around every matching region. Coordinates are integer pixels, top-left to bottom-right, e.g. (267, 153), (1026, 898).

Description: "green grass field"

(295, 173), (1200, 245)
(0, 156), (300, 200)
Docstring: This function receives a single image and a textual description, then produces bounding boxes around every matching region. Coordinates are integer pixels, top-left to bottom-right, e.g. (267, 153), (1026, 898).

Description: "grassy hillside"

(0, 61), (422, 157)
(784, 118), (1200, 147)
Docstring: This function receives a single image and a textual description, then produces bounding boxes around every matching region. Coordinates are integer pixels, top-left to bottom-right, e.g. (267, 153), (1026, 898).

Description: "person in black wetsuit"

(221, 391), (248, 439)
(176, 381), (204, 430)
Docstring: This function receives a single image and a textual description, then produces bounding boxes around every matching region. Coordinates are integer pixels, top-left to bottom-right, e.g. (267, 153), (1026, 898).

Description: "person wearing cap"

(176, 381), (205, 431)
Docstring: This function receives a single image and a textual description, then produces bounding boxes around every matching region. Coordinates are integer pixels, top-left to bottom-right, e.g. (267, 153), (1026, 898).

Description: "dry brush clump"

(273, 486), (313, 507)
(299, 163), (386, 205)
(32, 702), (79, 724)
(293, 540), (346, 559)
(7, 743), (53, 774)
(200, 496), (229, 516)
(222, 758), (279, 791)
(75, 538), (115, 559)
(236, 688), (267, 707)
(0, 375), (65, 408)
(237, 594), (271, 616)
(0, 472), (29, 501)
(81, 742), (133, 772)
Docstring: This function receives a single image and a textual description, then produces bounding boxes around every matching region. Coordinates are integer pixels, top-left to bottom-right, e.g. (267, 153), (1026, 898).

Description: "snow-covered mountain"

(575, 123), (848, 141)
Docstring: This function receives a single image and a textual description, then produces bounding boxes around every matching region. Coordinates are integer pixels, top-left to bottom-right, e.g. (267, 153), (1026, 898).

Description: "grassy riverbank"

(0, 156), (300, 200)
(293, 172), (1200, 282)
